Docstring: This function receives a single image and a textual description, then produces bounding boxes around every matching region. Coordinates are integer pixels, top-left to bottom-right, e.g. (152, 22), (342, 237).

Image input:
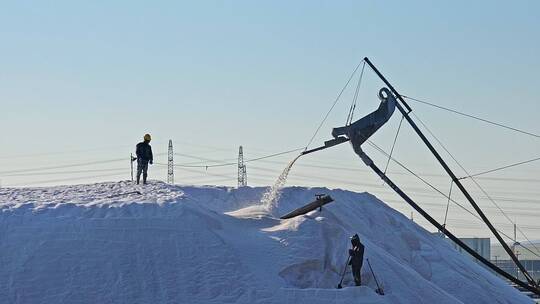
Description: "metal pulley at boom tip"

(301, 87), (397, 156)
(332, 87), (396, 151)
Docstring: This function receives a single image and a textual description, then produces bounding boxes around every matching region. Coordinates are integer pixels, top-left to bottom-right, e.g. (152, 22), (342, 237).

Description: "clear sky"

(1, 1), (539, 241)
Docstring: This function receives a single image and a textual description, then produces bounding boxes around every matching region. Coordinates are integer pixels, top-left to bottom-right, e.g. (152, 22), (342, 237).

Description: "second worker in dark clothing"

(349, 234), (365, 286)
(136, 134), (153, 184)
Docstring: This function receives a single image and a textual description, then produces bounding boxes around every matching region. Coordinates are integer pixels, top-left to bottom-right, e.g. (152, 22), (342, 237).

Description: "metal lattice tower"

(238, 146), (247, 187)
(167, 140), (174, 184)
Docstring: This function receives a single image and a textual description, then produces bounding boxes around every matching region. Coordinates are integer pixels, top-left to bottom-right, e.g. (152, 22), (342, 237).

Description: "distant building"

(494, 259), (540, 282)
(491, 242), (540, 281)
(432, 233), (491, 263)
(450, 237), (491, 262)
(431, 233), (540, 281)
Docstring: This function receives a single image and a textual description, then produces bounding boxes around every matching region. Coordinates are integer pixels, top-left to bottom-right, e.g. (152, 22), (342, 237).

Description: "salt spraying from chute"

(260, 139), (352, 212)
(261, 154), (301, 211)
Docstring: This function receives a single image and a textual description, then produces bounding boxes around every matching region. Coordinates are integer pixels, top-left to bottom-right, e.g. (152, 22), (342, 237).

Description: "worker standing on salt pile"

(135, 134), (153, 185)
(349, 234), (365, 286)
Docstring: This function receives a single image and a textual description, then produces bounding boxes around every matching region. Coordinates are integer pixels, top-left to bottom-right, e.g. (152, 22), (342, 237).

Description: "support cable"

(361, 59), (538, 268)
(383, 115), (405, 175)
(346, 61), (366, 125)
(361, 143), (540, 295)
(366, 140), (540, 259)
(304, 59), (365, 151)
(411, 113), (516, 224)
(442, 181), (454, 229)
(459, 156), (540, 180)
(411, 112), (540, 257)
(402, 95), (540, 139)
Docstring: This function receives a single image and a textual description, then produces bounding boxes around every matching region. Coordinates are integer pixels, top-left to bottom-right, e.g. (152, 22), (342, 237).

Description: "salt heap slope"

(0, 181), (531, 304)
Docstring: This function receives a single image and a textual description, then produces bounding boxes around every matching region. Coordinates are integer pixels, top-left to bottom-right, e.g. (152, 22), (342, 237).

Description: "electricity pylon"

(238, 146), (247, 187)
(168, 140), (174, 184)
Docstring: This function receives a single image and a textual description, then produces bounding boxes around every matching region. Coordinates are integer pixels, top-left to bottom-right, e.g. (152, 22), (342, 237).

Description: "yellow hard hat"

(144, 134), (152, 141)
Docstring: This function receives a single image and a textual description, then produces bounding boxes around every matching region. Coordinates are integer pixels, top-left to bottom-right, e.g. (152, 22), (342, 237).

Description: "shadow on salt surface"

(278, 259), (329, 289)
(225, 204), (275, 219)
(279, 286), (387, 304)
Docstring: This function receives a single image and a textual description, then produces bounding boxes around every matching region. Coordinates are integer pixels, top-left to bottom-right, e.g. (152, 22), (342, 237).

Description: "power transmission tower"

(168, 140), (174, 184)
(238, 146), (247, 187)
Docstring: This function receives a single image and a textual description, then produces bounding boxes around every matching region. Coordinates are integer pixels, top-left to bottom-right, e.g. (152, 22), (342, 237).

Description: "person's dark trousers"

(136, 159), (149, 184)
(352, 265), (362, 286)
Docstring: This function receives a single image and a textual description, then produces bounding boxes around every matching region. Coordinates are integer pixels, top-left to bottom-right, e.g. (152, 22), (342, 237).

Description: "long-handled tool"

(130, 153), (137, 181)
(367, 258), (384, 295)
(337, 255), (351, 289)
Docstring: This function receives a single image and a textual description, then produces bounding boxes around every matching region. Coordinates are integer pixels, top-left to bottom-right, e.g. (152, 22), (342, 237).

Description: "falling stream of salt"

(261, 154), (302, 211)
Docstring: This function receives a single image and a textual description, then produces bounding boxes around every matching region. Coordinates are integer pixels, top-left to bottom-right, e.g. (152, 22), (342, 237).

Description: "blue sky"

(1, 1), (539, 240)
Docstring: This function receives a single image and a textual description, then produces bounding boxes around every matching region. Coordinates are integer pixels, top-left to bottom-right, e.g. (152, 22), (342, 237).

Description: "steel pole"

(363, 57), (537, 287)
(357, 150), (540, 296)
(130, 153), (134, 182)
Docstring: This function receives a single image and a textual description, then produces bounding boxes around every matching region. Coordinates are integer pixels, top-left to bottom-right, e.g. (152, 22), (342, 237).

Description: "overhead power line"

(156, 148), (304, 168)
(257, 158), (540, 184)
(7, 172), (128, 187)
(0, 158), (127, 175)
(161, 151), (540, 198)
(0, 144), (133, 160)
(1, 168), (127, 177)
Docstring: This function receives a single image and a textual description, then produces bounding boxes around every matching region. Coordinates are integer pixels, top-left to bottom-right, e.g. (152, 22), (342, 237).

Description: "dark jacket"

(349, 243), (365, 269)
(136, 141), (153, 163)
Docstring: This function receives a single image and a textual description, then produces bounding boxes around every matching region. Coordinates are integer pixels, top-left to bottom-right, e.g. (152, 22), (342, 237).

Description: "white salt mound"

(0, 181), (532, 303)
